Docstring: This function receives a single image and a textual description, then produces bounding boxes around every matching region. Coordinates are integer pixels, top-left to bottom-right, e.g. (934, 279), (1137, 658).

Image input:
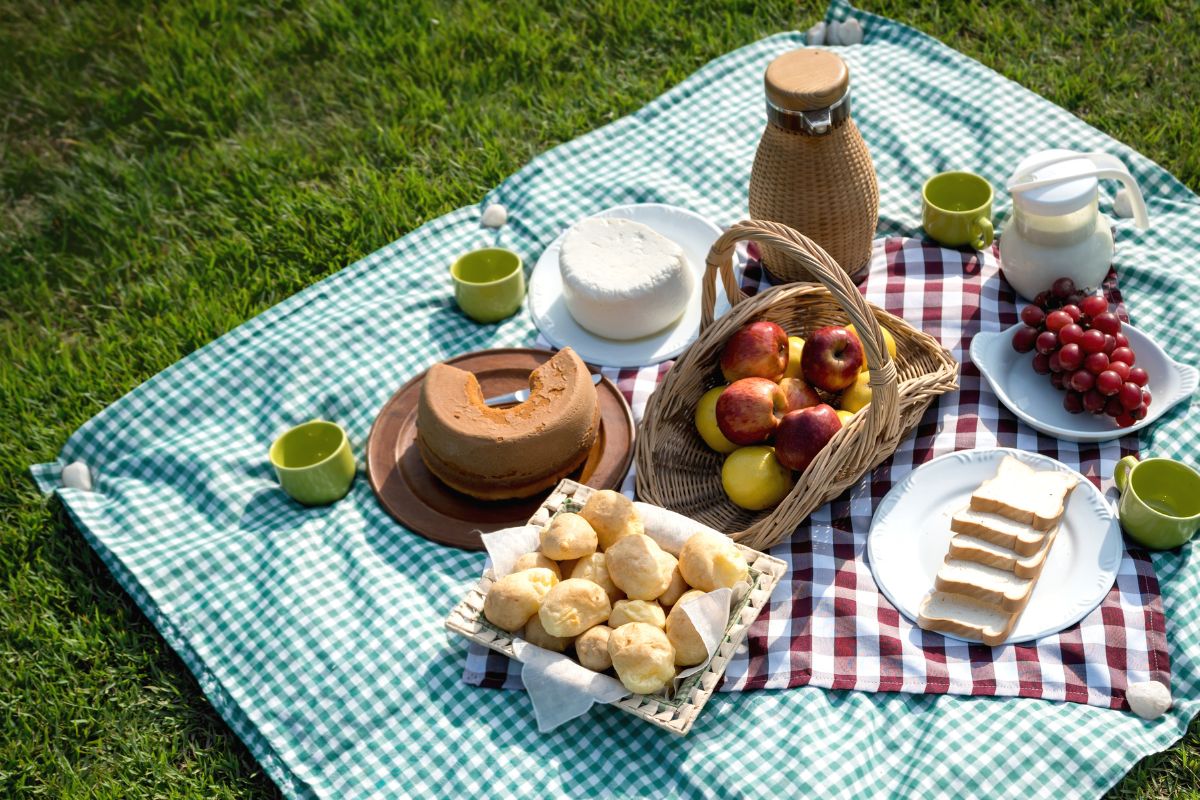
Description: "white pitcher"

(999, 150), (1148, 301)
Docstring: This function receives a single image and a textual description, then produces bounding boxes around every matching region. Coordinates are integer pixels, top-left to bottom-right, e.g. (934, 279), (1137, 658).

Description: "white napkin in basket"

(510, 640), (630, 732)
(480, 521), (736, 732)
(480, 525), (540, 579)
(632, 501), (722, 555)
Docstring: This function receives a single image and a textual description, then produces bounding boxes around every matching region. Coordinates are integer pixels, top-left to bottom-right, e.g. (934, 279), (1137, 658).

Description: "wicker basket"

(445, 479), (787, 736)
(635, 220), (959, 551)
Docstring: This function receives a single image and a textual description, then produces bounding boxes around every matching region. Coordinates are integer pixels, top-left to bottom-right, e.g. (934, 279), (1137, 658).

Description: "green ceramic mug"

(922, 171), (995, 250)
(1114, 455), (1200, 550)
(269, 420), (356, 506)
(451, 247), (525, 324)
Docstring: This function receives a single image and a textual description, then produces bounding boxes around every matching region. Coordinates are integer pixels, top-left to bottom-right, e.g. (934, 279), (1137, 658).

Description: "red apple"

(801, 326), (864, 392)
(715, 378), (787, 445)
(778, 377), (821, 413)
(774, 404), (842, 473)
(719, 321), (789, 382)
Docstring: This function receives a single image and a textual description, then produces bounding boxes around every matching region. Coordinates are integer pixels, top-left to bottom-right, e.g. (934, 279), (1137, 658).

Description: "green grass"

(2, 0), (1199, 796)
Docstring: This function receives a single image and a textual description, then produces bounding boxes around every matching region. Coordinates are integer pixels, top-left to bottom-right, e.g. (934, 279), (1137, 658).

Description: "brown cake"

(416, 347), (600, 500)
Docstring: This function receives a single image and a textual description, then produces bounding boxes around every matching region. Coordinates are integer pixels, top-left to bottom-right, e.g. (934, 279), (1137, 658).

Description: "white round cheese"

(558, 218), (694, 341)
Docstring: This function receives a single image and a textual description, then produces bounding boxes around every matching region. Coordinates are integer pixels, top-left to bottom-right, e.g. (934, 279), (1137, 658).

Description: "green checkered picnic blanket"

(31, 1), (1200, 796)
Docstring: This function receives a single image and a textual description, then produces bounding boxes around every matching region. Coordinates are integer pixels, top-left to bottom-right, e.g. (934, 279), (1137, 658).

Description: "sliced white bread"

(921, 524), (1060, 644)
(968, 455), (1079, 531)
(918, 591), (1016, 647)
(934, 559), (1035, 612)
(948, 526), (1059, 579)
(918, 457), (1071, 646)
(950, 508), (1048, 557)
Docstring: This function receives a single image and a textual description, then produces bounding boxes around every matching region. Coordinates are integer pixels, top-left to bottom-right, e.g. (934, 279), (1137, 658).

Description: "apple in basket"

(801, 325), (865, 392)
(715, 377), (787, 445)
(774, 403), (843, 473)
(719, 321), (789, 382)
(778, 376), (821, 413)
(846, 323), (897, 373)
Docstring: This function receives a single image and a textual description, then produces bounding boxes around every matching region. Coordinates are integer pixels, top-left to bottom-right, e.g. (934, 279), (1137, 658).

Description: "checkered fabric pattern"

(464, 241), (1172, 709)
(30, 1), (1200, 797)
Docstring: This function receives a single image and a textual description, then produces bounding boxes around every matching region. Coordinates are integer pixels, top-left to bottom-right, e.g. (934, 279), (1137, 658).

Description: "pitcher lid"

(1010, 149), (1099, 216)
(764, 49), (849, 112)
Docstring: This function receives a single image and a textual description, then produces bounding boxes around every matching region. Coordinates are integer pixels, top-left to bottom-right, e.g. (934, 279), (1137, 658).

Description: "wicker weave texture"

(444, 479), (787, 736)
(635, 220), (959, 551)
(748, 120), (879, 280)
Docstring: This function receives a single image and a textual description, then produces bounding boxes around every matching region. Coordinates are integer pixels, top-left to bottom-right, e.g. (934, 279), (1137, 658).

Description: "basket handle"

(700, 219), (898, 416)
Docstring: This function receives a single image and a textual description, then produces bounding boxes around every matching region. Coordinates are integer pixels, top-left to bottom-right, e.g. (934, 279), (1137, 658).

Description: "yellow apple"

(846, 323), (897, 373)
(781, 336), (806, 379)
(721, 446), (794, 510)
(840, 371), (873, 413)
(694, 386), (739, 454)
(837, 409), (856, 425)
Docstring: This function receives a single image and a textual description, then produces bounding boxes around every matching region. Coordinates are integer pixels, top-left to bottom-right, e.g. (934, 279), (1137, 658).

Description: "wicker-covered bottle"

(748, 49), (879, 282)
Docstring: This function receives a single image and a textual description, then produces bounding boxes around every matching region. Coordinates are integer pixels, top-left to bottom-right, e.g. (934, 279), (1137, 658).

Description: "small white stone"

(1127, 680), (1172, 720)
(825, 20), (844, 46)
(482, 203), (508, 229)
(1113, 188), (1135, 219)
(806, 21), (826, 46)
(838, 18), (863, 45)
(61, 461), (93, 491)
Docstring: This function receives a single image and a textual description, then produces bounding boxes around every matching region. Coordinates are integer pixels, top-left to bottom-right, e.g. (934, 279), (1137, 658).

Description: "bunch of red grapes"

(1010, 277), (1151, 428)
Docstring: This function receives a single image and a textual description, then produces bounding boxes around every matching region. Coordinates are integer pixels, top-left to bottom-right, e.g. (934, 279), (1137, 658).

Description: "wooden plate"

(366, 348), (635, 550)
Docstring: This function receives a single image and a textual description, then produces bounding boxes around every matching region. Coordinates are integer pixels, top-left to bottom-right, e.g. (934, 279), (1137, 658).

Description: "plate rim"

(528, 202), (728, 368)
(971, 321), (1199, 442)
(866, 446), (1122, 646)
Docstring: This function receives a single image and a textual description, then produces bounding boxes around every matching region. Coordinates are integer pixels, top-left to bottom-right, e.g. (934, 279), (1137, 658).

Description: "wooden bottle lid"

(764, 49), (850, 112)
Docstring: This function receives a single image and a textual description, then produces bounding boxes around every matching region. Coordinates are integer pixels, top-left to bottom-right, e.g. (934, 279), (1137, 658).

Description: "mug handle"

(1114, 455), (1139, 492)
(972, 216), (994, 251)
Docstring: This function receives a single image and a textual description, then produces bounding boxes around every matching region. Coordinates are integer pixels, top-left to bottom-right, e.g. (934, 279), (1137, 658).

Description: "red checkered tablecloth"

(464, 236), (1170, 710)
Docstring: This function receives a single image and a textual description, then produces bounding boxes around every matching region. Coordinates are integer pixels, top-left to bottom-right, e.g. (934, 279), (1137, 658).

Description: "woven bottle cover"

(763, 49), (852, 135)
(749, 47), (878, 278)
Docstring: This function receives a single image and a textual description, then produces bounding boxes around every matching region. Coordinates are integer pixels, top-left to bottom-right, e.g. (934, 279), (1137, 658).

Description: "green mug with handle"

(922, 171), (995, 250)
(269, 420), (356, 506)
(1113, 455), (1200, 550)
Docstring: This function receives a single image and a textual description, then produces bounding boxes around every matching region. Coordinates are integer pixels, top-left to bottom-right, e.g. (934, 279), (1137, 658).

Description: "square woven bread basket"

(445, 479), (787, 735)
(635, 220), (960, 551)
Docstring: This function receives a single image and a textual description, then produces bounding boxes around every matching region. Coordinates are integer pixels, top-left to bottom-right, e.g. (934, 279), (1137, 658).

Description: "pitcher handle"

(1008, 151), (1150, 229)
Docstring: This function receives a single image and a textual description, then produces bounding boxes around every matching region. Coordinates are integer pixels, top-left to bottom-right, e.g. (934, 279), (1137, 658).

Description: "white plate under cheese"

(528, 204), (729, 368)
(559, 217), (693, 341)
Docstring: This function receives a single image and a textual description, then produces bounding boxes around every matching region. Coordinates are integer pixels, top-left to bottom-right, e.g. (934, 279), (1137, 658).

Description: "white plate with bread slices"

(867, 448), (1123, 646)
(528, 203), (730, 368)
